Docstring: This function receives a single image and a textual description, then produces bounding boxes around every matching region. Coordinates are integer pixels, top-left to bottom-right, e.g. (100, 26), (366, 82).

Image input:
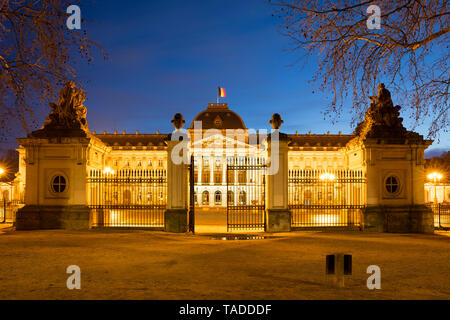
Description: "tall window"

(239, 191), (246, 205)
(215, 191), (222, 205)
(238, 170), (246, 184)
(304, 190), (312, 205)
(227, 191), (234, 205)
(123, 190), (131, 205)
(202, 191), (209, 205)
(227, 171), (235, 184)
(194, 168), (199, 183)
(202, 167), (210, 184)
(214, 171), (222, 184)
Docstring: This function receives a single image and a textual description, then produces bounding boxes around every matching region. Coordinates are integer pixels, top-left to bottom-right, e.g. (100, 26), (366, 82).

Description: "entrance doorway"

(188, 155), (266, 233)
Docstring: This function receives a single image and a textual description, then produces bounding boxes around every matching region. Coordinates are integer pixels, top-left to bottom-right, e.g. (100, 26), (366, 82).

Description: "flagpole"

(217, 86), (219, 104)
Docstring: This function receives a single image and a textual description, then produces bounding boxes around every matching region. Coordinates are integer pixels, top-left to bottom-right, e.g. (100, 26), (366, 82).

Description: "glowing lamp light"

(320, 173), (336, 181)
(103, 167), (115, 175)
(0, 167), (4, 175)
(427, 172), (443, 181)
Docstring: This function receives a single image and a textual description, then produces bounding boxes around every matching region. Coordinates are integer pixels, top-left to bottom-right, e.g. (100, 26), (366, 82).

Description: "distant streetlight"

(0, 167), (4, 176)
(320, 173), (336, 181)
(103, 167), (115, 175)
(427, 172), (443, 204)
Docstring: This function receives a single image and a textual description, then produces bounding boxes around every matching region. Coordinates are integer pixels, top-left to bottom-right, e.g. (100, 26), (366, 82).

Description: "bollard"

(326, 253), (352, 288)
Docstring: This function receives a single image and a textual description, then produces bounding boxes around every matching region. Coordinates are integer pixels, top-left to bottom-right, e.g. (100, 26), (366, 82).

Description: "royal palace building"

(10, 82), (436, 233)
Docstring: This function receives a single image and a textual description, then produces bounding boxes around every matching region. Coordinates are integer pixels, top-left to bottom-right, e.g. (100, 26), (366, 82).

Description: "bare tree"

(271, 0), (449, 138)
(426, 151), (450, 182)
(0, 0), (104, 138)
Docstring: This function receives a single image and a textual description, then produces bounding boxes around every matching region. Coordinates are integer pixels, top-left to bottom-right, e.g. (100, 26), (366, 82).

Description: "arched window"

(227, 191), (234, 205)
(215, 191), (222, 205)
(239, 191), (246, 205)
(202, 191), (209, 205)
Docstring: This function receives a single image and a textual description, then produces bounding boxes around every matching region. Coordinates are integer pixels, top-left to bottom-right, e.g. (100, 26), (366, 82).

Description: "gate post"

(164, 114), (189, 233)
(266, 114), (291, 232)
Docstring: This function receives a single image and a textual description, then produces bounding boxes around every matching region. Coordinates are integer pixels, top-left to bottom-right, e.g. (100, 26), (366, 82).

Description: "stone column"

(353, 84), (434, 233)
(362, 142), (433, 233)
(266, 114), (291, 232)
(164, 113), (189, 233)
(15, 134), (92, 230)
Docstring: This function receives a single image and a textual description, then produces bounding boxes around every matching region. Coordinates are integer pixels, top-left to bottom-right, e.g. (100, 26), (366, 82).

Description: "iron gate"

(288, 169), (366, 228)
(428, 204), (450, 229)
(88, 169), (167, 228)
(226, 158), (266, 231)
(188, 155), (195, 233)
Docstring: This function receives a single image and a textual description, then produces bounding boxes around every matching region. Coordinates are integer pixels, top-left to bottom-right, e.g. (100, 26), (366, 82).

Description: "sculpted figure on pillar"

(353, 84), (422, 143)
(41, 81), (89, 132)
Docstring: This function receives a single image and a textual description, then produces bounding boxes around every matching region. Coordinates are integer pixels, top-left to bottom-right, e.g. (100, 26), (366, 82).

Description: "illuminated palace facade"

(12, 83), (435, 233)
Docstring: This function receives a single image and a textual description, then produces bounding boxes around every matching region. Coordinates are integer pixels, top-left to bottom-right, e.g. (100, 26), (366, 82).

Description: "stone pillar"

(352, 84), (434, 233)
(266, 114), (291, 232)
(362, 142), (433, 233)
(15, 134), (91, 230)
(164, 113), (189, 233)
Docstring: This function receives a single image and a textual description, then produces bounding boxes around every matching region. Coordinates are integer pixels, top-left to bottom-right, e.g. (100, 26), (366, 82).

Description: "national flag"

(218, 87), (226, 98)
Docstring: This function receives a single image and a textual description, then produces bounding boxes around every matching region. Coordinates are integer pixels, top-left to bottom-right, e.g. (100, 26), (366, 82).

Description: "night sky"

(3, 0), (449, 154)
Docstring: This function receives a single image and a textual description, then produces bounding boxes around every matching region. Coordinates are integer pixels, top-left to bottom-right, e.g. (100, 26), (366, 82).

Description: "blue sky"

(3, 0), (448, 154)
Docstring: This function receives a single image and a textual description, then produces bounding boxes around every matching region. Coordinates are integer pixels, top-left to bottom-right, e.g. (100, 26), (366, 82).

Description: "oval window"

(385, 176), (400, 194)
(51, 175), (67, 193)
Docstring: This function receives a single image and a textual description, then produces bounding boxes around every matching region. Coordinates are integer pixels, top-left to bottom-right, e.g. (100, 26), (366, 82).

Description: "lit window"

(385, 176), (400, 194)
(215, 191), (222, 204)
(137, 161), (142, 167)
(158, 159), (163, 167)
(202, 191), (209, 205)
(148, 160), (152, 167)
(51, 175), (66, 193)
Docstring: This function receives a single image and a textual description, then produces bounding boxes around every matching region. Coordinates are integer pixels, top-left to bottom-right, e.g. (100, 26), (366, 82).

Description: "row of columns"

(164, 114), (290, 233)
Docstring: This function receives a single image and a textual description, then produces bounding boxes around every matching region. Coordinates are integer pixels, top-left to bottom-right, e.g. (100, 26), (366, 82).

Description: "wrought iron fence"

(0, 200), (24, 223)
(227, 157), (266, 231)
(288, 169), (366, 228)
(88, 169), (167, 228)
(428, 204), (450, 229)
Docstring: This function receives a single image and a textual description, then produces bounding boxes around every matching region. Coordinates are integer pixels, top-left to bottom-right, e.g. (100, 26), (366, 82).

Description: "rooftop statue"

(41, 81), (89, 132)
(353, 83), (422, 143)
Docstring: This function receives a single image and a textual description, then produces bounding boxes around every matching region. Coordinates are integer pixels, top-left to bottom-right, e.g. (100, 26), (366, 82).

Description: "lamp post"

(427, 172), (443, 204)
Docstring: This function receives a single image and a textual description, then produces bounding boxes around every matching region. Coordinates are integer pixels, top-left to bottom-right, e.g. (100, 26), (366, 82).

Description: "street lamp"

(427, 172), (443, 204)
(320, 173), (336, 181)
(103, 167), (115, 175)
(0, 167), (4, 176)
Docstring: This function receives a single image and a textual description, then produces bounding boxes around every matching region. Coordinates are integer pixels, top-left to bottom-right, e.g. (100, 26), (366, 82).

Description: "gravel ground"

(0, 226), (449, 300)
